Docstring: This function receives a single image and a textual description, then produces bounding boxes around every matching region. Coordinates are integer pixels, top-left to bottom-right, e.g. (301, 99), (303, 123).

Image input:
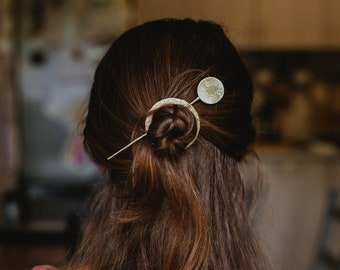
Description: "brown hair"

(68, 18), (268, 270)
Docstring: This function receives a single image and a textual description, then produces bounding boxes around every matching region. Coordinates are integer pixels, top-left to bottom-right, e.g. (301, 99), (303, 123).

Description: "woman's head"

(74, 19), (267, 270)
(84, 18), (255, 168)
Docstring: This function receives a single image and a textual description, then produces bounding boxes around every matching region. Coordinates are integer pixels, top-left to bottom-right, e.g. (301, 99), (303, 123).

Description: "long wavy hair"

(67, 18), (269, 270)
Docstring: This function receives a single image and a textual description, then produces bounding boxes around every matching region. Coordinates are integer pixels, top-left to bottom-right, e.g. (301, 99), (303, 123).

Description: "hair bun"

(147, 105), (198, 158)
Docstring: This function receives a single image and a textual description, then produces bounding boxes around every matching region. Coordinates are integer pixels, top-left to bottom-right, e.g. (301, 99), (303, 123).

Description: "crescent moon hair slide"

(107, 76), (225, 160)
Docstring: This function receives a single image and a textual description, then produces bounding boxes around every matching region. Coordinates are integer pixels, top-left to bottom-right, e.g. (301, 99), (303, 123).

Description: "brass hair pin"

(107, 77), (224, 160)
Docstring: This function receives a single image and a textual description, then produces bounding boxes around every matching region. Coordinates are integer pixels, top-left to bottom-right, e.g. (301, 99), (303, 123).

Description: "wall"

(241, 148), (339, 270)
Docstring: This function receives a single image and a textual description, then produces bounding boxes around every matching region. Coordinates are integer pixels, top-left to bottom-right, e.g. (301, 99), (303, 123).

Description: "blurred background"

(0, 0), (339, 269)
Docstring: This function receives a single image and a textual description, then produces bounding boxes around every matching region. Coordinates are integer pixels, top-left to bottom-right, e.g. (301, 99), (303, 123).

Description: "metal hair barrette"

(107, 76), (224, 160)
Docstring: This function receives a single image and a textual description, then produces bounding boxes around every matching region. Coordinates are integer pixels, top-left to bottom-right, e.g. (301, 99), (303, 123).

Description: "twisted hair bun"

(147, 104), (198, 159)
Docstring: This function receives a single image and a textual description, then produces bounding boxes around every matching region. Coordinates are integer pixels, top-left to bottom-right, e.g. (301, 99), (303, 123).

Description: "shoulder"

(32, 265), (58, 270)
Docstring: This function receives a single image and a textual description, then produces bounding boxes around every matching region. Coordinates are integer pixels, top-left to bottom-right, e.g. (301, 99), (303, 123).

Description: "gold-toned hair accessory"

(107, 76), (224, 160)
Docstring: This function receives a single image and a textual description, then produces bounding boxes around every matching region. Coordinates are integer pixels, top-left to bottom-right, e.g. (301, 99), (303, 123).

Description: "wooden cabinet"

(190, 0), (256, 48)
(137, 0), (340, 49)
(319, 0), (340, 48)
(259, 0), (322, 49)
(136, 0), (192, 23)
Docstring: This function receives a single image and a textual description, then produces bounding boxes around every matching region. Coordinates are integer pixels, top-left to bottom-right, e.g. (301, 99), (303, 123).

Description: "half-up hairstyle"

(68, 18), (269, 270)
